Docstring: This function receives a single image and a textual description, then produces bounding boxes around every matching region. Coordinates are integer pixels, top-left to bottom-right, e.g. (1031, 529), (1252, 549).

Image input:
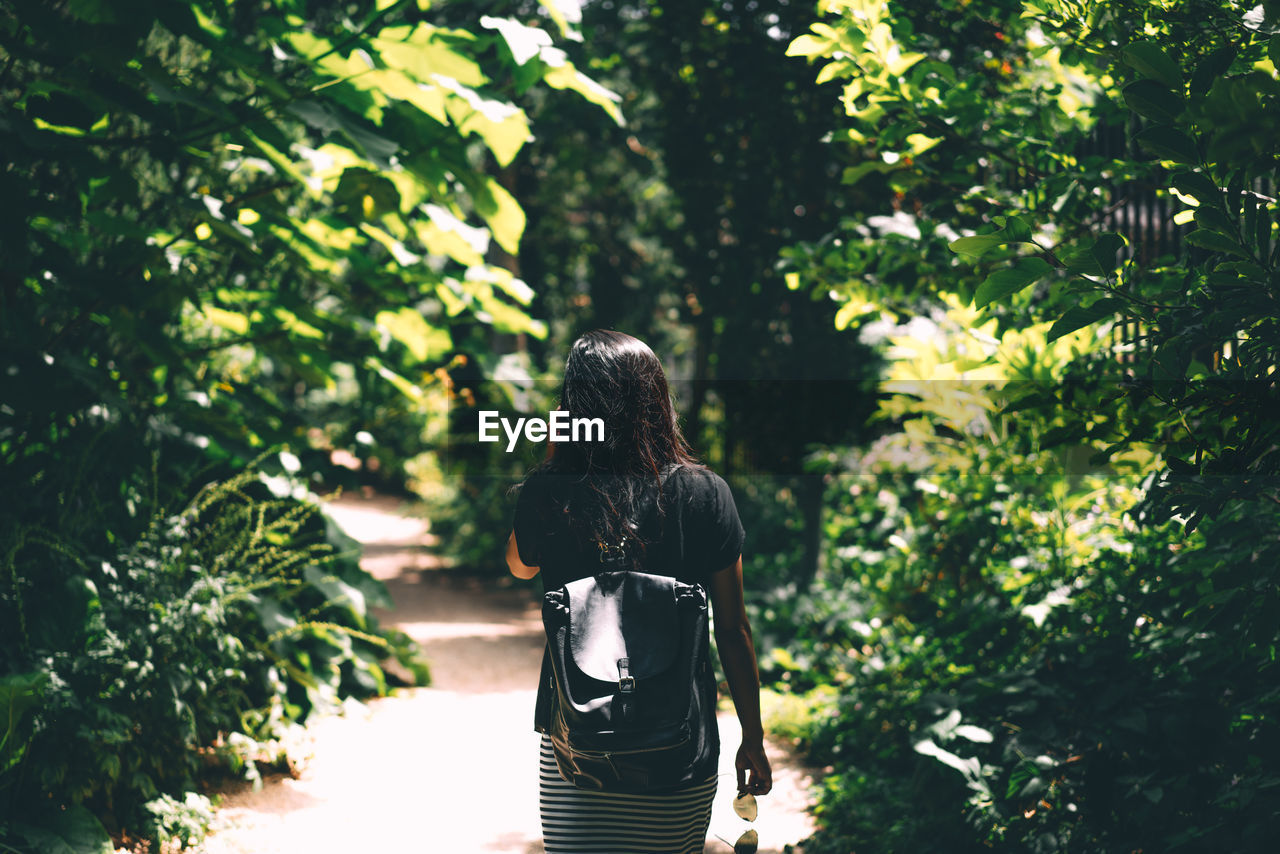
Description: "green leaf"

(787, 33), (835, 59)
(372, 26), (487, 88)
(1122, 40), (1183, 89)
(287, 101), (400, 165)
(202, 305), (250, 335)
(437, 77), (531, 166)
(365, 355), (424, 402)
(304, 565), (368, 626)
(1185, 228), (1251, 258)
(999, 215), (1034, 242)
(1122, 79), (1184, 123)
(949, 234), (1011, 258)
(887, 50), (925, 77)
(1271, 35), (1280, 68)
(375, 307), (451, 363)
(0, 671), (47, 767)
(1173, 172), (1222, 207)
(1215, 259), (1267, 278)
(1254, 199), (1272, 257)
(1191, 46), (1237, 96)
(1193, 206), (1236, 235)
(11, 806), (113, 854)
(470, 176), (525, 254)
(1047, 296), (1124, 341)
(1134, 126), (1197, 163)
(1063, 233), (1126, 275)
(1152, 342), (1192, 383)
(542, 62), (624, 127)
(1226, 169), (1245, 218)
(415, 205), (489, 267)
(841, 160), (895, 186)
(950, 217), (1036, 258)
(974, 257), (1052, 308)
(913, 739), (982, 782)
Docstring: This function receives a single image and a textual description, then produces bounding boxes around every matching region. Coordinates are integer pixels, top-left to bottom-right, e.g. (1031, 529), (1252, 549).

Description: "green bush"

(0, 445), (425, 850)
(771, 0), (1280, 850)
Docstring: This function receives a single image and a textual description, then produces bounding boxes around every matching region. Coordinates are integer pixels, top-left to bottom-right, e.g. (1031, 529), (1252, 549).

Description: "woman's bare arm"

(506, 532), (540, 579)
(709, 556), (772, 795)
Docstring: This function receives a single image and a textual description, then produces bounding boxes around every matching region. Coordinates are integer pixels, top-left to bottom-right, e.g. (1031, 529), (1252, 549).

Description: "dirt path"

(203, 491), (821, 854)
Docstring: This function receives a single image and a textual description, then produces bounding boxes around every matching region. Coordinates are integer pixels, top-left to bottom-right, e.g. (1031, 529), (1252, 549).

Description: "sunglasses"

(712, 792), (759, 853)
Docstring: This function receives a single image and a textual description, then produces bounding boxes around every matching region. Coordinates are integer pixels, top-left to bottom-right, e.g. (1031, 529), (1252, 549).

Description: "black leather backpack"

(541, 560), (720, 793)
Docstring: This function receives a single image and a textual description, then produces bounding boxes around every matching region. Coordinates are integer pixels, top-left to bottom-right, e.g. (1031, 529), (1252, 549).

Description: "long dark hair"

(534, 329), (698, 565)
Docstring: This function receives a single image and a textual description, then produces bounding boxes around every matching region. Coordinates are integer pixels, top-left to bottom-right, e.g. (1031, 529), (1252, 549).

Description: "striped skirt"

(538, 734), (717, 854)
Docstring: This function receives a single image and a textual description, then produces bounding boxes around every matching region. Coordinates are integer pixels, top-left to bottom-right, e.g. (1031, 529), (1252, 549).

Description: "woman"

(506, 329), (772, 854)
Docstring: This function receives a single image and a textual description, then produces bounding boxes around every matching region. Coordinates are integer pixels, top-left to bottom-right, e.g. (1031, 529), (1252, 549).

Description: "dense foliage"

(0, 0), (613, 848)
(766, 0), (1280, 850)
(425, 0), (883, 577)
(1, 444), (426, 851)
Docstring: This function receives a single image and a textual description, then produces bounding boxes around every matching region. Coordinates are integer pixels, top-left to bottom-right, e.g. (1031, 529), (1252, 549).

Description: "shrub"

(0, 448), (425, 850)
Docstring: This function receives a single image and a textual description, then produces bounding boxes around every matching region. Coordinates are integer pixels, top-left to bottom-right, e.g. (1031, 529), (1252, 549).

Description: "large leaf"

(1122, 40), (1183, 89)
(1193, 206), (1236, 235)
(949, 217), (1035, 258)
(11, 806), (113, 854)
(973, 257), (1052, 308)
(542, 62), (625, 127)
(375, 307), (451, 363)
(0, 671), (47, 767)
(1173, 172), (1222, 207)
(371, 25), (487, 87)
(1047, 296), (1124, 341)
(1122, 79), (1184, 123)
(1062, 233), (1126, 275)
(472, 176), (526, 254)
(304, 564), (368, 627)
(1135, 126), (1197, 163)
(1185, 228), (1251, 258)
(437, 77), (532, 166)
(1190, 45), (1237, 95)
(787, 31), (835, 59)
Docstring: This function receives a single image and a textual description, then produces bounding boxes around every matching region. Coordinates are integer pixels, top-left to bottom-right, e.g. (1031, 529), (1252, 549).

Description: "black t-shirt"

(512, 463), (745, 731)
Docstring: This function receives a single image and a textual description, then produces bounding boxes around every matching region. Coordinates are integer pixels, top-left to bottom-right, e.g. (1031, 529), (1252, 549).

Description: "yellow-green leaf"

(203, 305), (249, 335)
(274, 307), (325, 340)
(375, 307), (451, 362)
(473, 177), (525, 254)
(787, 33), (834, 59)
(365, 355), (423, 402)
(542, 62), (624, 127)
(416, 204), (489, 267)
(372, 27), (486, 88)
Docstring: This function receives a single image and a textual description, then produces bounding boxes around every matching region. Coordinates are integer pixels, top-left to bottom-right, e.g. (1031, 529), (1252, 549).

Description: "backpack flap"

(565, 570), (680, 684)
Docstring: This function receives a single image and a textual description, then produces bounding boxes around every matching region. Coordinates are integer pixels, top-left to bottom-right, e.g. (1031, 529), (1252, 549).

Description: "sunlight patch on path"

(206, 689), (545, 854)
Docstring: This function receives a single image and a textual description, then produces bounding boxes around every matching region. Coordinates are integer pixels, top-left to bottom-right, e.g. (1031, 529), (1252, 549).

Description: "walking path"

(203, 490), (820, 853)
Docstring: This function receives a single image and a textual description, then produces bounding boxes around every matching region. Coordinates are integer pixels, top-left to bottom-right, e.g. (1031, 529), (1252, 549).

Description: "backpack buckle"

(617, 658), (635, 694)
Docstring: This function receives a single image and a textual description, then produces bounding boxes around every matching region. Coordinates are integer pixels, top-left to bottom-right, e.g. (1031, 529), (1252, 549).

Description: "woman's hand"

(735, 739), (772, 796)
